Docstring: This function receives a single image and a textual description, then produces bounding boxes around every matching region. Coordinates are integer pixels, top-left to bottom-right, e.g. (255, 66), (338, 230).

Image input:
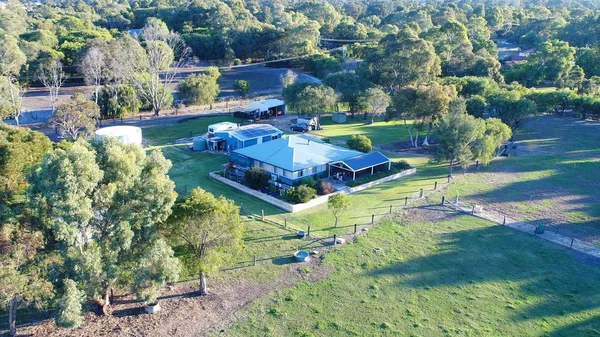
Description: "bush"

(244, 167), (270, 190)
(316, 180), (335, 195)
(285, 185), (317, 204)
(395, 160), (411, 170)
(347, 134), (372, 153)
(56, 279), (84, 329)
(176, 70), (221, 105)
(295, 176), (316, 188)
(268, 184), (278, 193)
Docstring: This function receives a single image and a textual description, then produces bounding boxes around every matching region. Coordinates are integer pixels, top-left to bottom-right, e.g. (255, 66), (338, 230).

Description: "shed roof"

(333, 151), (390, 172)
(233, 134), (362, 171)
(246, 99), (285, 112)
(230, 124), (282, 141)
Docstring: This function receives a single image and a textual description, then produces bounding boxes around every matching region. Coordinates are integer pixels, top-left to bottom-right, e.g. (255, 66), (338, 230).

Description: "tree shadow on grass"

(368, 224), (600, 331)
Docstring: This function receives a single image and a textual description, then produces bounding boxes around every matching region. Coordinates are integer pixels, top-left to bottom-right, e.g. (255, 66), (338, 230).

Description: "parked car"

(290, 122), (310, 132)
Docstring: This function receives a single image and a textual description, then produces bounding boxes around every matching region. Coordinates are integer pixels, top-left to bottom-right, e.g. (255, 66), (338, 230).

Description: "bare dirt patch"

(16, 258), (333, 337)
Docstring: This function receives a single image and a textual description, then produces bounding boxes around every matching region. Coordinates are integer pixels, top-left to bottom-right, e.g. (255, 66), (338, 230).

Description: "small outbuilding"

(246, 99), (286, 118)
(212, 123), (283, 152)
(95, 126), (143, 145)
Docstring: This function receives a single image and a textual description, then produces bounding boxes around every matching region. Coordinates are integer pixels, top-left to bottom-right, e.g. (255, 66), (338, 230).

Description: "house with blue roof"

(230, 134), (391, 185)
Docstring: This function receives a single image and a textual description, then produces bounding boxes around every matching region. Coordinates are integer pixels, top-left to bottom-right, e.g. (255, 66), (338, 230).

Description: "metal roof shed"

(330, 151), (391, 181)
(246, 99), (286, 116)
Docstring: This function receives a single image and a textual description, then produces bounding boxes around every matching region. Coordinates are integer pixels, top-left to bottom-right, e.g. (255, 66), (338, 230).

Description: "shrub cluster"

(244, 167), (270, 190)
(347, 134), (372, 153)
(285, 185), (316, 204)
(316, 180), (335, 195)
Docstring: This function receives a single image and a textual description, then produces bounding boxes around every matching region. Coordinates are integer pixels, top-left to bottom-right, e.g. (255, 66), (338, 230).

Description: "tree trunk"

(448, 159), (454, 178)
(334, 216), (338, 228)
(199, 272), (208, 295)
(9, 296), (18, 337)
(422, 123), (431, 146)
(363, 112), (367, 120)
(101, 288), (112, 316)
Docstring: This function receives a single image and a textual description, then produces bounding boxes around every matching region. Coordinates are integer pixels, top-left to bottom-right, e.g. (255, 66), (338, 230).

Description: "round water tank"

(193, 136), (208, 151)
(95, 126), (143, 145)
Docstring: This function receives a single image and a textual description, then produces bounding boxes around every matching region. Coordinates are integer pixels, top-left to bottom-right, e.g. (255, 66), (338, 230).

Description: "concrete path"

(447, 201), (600, 259)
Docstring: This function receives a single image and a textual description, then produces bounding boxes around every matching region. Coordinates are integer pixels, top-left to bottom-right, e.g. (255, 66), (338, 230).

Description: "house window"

(272, 135), (278, 140)
(298, 170), (304, 177)
(276, 167), (283, 175)
(262, 163), (274, 172)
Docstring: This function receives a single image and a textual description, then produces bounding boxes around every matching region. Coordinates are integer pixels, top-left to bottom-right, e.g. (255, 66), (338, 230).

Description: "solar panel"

(233, 124), (280, 140)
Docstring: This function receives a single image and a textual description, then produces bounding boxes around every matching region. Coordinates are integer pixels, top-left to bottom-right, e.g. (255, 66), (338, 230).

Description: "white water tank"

(95, 126), (143, 145)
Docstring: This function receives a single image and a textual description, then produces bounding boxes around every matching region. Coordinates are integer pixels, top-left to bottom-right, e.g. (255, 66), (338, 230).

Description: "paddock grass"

(213, 213), (600, 337)
(439, 116), (600, 244)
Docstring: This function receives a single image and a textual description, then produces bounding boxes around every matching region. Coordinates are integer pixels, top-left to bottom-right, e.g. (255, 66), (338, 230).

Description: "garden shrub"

(347, 134), (372, 152)
(295, 176), (316, 188)
(316, 180), (335, 195)
(285, 185), (317, 203)
(244, 167), (270, 190)
(268, 184), (278, 193)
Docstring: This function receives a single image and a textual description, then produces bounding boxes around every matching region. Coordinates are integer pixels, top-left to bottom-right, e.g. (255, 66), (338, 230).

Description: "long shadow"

(547, 315), (600, 336)
(368, 224), (600, 327)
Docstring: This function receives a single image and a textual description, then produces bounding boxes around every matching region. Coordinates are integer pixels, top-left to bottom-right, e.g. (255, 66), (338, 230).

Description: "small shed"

(332, 112), (347, 123)
(95, 126), (143, 145)
(246, 99), (286, 118)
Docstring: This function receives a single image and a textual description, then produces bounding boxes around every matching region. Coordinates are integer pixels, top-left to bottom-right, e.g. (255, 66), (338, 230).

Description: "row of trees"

(0, 125), (243, 336)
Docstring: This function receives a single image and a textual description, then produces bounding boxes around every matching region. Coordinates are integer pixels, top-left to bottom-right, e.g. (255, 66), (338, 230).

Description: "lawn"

(314, 115), (410, 146)
(212, 212), (600, 337)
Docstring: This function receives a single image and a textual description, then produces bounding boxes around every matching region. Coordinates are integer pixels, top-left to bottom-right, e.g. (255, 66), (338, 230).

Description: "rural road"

(14, 67), (320, 126)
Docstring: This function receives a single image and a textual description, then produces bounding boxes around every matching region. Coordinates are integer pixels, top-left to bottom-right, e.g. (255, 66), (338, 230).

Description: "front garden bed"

(211, 164), (417, 213)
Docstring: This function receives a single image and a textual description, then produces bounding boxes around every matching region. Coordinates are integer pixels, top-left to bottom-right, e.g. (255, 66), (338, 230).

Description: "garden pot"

(144, 301), (161, 314)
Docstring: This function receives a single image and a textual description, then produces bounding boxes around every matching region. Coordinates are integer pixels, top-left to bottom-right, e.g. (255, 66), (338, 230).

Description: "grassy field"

(439, 116), (600, 244)
(315, 115), (410, 146)
(213, 212), (600, 337)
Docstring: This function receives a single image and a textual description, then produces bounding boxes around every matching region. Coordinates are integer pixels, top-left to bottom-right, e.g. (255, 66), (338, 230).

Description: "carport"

(329, 152), (391, 181)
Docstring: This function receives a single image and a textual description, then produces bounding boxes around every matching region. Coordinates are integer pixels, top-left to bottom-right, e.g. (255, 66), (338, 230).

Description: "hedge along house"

(229, 134), (391, 185)
(208, 123), (283, 152)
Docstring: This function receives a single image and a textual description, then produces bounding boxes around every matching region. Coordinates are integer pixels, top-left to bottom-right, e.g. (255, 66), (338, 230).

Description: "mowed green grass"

(143, 115), (239, 146)
(213, 213), (600, 337)
(315, 115), (410, 145)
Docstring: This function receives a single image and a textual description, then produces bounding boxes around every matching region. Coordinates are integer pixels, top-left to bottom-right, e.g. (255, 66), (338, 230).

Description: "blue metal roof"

(232, 135), (362, 171)
(337, 152), (390, 172)
(230, 124), (281, 141)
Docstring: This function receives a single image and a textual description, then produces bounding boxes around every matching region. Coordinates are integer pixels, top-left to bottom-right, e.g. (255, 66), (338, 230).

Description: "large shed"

(246, 99), (286, 118)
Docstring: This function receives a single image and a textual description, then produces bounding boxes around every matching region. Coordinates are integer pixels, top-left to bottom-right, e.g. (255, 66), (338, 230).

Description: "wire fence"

(443, 194), (600, 258)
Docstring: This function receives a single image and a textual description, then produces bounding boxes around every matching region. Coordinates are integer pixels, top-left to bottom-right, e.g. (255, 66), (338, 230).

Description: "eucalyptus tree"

(27, 139), (177, 316)
(167, 188), (242, 295)
(130, 18), (190, 116)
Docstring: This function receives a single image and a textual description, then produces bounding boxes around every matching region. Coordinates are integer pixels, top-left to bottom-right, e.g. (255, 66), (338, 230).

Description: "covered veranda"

(329, 152), (391, 182)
